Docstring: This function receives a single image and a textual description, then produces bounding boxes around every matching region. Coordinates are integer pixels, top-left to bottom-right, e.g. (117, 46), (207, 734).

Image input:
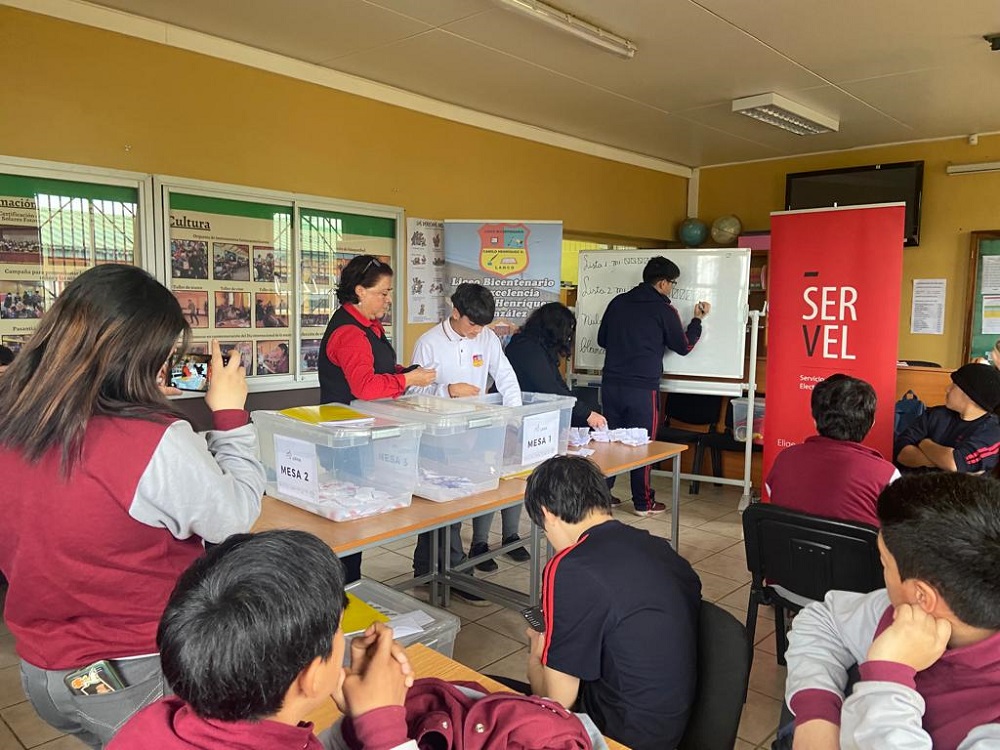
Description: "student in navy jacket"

(597, 257), (710, 514)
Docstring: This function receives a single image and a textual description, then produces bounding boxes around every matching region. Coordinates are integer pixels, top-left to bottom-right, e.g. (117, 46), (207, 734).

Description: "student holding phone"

(0, 264), (266, 748)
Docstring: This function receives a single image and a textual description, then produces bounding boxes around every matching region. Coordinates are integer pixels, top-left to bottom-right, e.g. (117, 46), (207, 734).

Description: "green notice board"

(965, 233), (1000, 361)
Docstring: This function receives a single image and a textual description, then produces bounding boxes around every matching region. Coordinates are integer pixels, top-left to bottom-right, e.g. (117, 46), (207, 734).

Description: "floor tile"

(478, 647), (529, 686)
(0, 718), (23, 750)
(452, 622), (523, 672)
(693, 552), (751, 584)
(35, 736), (89, 749)
(0, 664), (26, 710)
(2, 701), (63, 748)
(476, 607), (533, 644)
(748, 648), (788, 701)
(0, 634), (19, 670)
(695, 570), (745, 603)
(359, 551), (414, 583)
(736, 688), (783, 746)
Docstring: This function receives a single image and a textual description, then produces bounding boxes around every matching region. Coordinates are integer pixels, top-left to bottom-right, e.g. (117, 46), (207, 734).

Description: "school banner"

(442, 220), (561, 335)
(763, 204), (905, 493)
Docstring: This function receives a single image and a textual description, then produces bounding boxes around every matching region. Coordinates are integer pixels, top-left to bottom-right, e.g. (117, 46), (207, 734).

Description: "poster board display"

(962, 231), (1000, 362)
(442, 220), (561, 334)
(763, 204), (905, 487)
(0, 173), (140, 354)
(574, 248), (751, 379)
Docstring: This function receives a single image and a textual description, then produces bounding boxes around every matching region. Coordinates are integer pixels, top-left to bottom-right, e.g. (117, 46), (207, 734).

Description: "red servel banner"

(762, 204), (905, 496)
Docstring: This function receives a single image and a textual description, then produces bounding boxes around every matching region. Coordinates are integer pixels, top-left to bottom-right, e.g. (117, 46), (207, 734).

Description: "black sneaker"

(469, 541), (499, 572)
(503, 534), (531, 562)
(451, 587), (491, 607)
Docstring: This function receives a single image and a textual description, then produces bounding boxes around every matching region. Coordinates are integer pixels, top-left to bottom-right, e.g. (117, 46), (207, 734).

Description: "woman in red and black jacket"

(319, 255), (435, 580)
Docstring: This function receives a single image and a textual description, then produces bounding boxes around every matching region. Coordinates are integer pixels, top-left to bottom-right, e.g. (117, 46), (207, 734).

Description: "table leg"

(441, 525), (453, 608)
(671, 453), (681, 550)
(529, 521), (542, 606)
(429, 526), (441, 606)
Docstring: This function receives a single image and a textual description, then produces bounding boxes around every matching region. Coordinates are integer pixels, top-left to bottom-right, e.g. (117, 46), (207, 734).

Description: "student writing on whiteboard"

(597, 257), (710, 516)
(409, 283), (526, 600)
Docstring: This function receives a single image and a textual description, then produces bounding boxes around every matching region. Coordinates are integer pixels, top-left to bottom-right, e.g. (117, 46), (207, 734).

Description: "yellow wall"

(699, 135), (1000, 368)
(0, 7), (687, 359)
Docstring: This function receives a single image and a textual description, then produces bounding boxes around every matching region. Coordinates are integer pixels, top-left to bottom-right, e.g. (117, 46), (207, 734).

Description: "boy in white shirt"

(410, 284), (526, 595)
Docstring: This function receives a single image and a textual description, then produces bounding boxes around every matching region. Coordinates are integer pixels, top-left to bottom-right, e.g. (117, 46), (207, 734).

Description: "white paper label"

(521, 411), (560, 466)
(274, 435), (319, 503)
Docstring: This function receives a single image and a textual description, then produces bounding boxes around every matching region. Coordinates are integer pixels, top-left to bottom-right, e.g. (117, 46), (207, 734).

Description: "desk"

(254, 440), (685, 608)
(306, 643), (630, 750)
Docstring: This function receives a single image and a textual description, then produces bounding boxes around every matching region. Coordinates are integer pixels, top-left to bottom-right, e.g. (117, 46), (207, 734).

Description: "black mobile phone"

(64, 660), (125, 695)
(170, 353), (212, 392)
(521, 605), (546, 633)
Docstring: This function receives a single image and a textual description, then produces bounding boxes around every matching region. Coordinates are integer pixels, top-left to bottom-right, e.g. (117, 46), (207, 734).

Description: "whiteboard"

(575, 248), (751, 379)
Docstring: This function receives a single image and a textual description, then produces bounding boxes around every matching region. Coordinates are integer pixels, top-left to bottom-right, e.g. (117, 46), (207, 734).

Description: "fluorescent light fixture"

(732, 93), (839, 136)
(946, 161), (1000, 176)
(494, 0), (636, 59)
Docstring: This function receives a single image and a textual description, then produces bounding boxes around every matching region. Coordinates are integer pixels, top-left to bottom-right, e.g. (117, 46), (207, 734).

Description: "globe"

(711, 214), (743, 245)
(678, 217), (709, 247)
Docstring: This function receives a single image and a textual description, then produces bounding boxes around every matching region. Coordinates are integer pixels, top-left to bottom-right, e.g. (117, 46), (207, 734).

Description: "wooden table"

(306, 643), (629, 750)
(254, 440), (686, 608)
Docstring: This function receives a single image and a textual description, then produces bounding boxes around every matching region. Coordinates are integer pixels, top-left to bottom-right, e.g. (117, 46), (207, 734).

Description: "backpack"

(334, 677), (601, 750)
(894, 390), (926, 435)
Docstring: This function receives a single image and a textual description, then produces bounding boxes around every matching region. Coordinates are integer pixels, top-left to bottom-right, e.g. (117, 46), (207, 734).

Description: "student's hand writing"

(791, 719), (840, 750)
(339, 623), (413, 717)
(586, 412), (608, 430)
(694, 301), (712, 319)
(866, 603), (951, 671)
(448, 383), (480, 398)
(404, 367), (436, 388)
(205, 340), (248, 412)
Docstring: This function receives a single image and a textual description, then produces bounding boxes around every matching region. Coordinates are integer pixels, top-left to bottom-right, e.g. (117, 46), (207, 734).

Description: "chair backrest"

(900, 360), (942, 368)
(665, 393), (723, 427)
(742, 503), (883, 603)
(678, 600), (751, 750)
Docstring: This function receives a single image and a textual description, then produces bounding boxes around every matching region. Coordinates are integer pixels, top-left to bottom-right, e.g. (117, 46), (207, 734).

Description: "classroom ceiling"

(86, 0), (1000, 168)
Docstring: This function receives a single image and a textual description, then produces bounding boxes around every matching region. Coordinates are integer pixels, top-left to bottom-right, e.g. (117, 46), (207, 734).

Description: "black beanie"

(951, 363), (1000, 412)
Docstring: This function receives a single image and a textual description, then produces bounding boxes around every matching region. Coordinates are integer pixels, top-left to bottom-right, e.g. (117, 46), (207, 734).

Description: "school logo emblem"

(479, 223), (530, 278)
(472, 354), (484, 367)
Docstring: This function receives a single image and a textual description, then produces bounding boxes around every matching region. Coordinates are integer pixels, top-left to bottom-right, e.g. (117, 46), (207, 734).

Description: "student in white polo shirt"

(410, 284), (526, 598)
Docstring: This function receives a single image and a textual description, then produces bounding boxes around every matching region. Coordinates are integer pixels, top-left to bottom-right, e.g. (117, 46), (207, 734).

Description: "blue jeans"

(471, 505), (523, 546)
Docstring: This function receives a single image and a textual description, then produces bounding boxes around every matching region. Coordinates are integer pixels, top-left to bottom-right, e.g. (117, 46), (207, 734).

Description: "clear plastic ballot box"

(469, 392), (576, 477)
(252, 405), (424, 522)
(351, 394), (507, 502)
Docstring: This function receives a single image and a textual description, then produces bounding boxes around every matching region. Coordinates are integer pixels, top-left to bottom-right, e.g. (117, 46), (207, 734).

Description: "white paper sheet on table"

(387, 610), (434, 638)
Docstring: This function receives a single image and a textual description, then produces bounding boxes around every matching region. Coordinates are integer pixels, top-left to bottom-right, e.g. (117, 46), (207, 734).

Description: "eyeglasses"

(362, 257), (383, 275)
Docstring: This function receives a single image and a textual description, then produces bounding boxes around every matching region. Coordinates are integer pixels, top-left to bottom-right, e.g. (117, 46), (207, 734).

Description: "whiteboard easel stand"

(647, 309), (763, 523)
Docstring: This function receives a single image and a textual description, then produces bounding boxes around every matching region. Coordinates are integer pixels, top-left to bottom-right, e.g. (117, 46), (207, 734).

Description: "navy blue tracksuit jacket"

(598, 282), (702, 389)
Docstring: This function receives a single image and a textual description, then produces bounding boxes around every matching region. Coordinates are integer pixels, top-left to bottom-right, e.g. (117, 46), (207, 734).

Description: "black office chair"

(656, 393), (724, 493)
(678, 600), (751, 750)
(899, 360), (941, 367)
(742, 503), (883, 666)
(695, 396), (764, 492)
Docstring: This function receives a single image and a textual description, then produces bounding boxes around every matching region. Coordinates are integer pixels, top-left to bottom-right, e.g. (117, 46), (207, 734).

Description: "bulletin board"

(963, 231), (1000, 362)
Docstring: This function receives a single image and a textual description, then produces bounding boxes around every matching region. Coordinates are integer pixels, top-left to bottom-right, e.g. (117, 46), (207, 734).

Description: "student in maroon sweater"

(110, 530), (417, 750)
(0, 265), (265, 748)
(786, 473), (1000, 749)
(766, 373), (898, 527)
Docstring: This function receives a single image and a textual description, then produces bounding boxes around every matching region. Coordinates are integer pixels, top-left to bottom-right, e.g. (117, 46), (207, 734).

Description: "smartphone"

(521, 605), (546, 633)
(64, 660), (125, 696)
(170, 353), (212, 392)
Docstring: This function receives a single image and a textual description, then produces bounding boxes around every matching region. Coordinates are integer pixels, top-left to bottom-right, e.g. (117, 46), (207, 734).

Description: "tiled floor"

(0, 477), (783, 749)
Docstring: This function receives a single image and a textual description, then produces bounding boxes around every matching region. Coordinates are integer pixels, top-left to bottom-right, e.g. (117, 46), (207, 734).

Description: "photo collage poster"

(169, 193), (293, 377)
(406, 217), (447, 324)
(299, 207), (395, 374)
(0, 174), (139, 355)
